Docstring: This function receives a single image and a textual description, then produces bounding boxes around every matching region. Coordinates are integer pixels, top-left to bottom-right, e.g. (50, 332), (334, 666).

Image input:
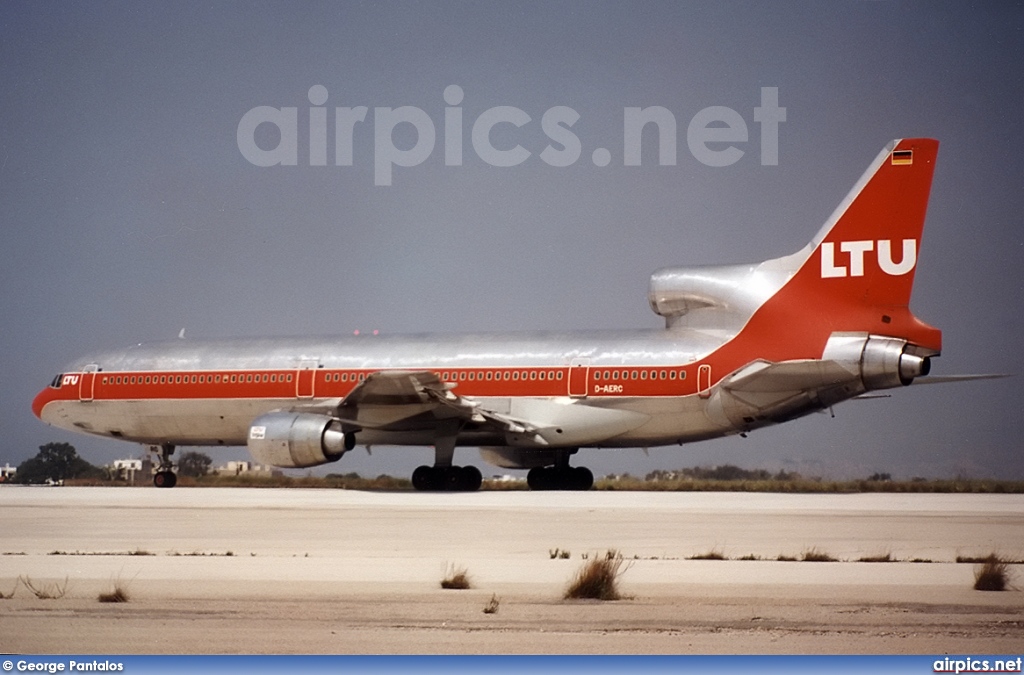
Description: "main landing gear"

(526, 449), (594, 490)
(148, 443), (177, 488)
(527, 465), (594, 491)
(411, 420), (482, 492)
(412, 465), (482, 492)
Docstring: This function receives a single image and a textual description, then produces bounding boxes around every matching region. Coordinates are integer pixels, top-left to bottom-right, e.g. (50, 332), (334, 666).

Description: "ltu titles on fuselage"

(236, 84), (786, 184)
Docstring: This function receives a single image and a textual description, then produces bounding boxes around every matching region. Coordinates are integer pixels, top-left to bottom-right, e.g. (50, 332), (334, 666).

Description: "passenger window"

(556, 372), (563, 380)
(631, 371), (638, 380)
(679, 370), (687, 380)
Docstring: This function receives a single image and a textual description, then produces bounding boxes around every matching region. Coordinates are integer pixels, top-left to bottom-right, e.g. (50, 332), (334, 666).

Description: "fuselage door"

(79, 364), (99, 402)
(296, 359), (319, 399)
(697, 364), (712, 399)
(568, 358), (590, 398)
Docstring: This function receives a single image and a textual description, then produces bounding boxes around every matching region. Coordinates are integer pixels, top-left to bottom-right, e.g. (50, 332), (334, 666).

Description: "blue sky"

(2, 1), (1022, 479)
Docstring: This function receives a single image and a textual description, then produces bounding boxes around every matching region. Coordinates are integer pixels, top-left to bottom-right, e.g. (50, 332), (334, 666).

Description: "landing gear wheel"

(149, 444), (178, 488)
(460, 465), (483, 492)
(527, 466), (593, 491)
(153, 471), (177, 488)
(411, 465), (483, 492)
(571, 466), (594, 491)
(412, 465), (437, 491)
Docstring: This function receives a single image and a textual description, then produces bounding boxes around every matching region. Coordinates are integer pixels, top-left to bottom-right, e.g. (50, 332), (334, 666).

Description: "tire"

(572, 466), (594, 491)
(527, 467), (552, 491)
(154, 471), (176, 488)
(412, 465), (434, 491)
(460, 465), (483, 492)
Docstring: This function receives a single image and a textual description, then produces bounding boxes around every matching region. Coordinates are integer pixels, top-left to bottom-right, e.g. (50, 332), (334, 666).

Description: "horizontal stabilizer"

(910, 374), (1009, 385)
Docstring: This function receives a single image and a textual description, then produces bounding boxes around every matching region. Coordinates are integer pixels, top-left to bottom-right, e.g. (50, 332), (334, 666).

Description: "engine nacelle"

(247, 412), (348, 469)
(823, 334), (932, 390)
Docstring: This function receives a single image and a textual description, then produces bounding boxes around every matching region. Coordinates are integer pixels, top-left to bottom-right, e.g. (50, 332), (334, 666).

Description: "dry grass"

(800, 548), (838, 562)
(440, 563), (472, 590)
(483, 593), (500, 614)
(564, 550), (631, 601)
(688, 549), (726, 560)
(97, 572), (133, 603)
(19, 575), (69, 599)
(98, 586), (130, 603)
(0, 581), (16, 599)
(857, 552), (894, 563)
(973, 554), (1011, 591)
(548, 548), (571, 559)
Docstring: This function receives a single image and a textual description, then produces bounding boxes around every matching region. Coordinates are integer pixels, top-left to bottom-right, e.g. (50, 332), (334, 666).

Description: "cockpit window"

(50, 374), (63, 388)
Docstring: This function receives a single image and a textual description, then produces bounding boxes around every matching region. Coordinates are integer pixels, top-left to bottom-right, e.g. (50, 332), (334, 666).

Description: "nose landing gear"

(148, 444), (177, 488)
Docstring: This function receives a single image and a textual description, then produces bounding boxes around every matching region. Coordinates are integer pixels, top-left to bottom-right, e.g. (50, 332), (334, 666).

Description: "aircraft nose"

(32, 388), (49, 419)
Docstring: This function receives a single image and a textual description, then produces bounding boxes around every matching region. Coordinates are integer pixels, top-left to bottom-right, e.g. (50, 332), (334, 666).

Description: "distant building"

(490, 474), (526, 483)
(110, 458), (143, 484)
(0, 463), (16, 483)
(215, 461), (277, 477)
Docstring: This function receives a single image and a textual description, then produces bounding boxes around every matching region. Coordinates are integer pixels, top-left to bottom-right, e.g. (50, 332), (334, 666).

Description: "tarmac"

(1, 487), (1021, 654)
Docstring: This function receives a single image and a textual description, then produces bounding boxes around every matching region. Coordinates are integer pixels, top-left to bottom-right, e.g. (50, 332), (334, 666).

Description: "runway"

(1, 487), (1021, 654)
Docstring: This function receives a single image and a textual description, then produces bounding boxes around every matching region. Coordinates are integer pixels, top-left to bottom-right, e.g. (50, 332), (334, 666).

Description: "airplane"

(34, 138), (975, 491)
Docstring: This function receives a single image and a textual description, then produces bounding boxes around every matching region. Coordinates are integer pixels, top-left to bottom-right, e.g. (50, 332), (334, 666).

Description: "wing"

(331, 370), (478, 430)
(295, 369), (647, 447)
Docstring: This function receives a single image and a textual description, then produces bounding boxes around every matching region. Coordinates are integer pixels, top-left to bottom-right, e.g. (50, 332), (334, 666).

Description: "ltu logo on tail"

(820, 239), (917, 278)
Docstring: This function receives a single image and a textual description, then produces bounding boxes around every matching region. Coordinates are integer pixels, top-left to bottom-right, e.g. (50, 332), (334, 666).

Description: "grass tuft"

(19, 575), (69, 599)
(98, 586), (130, 603)
(857, 552), (894, 563)
(973, 554), (1011, 591)
(483, 593), (500, 614)
(440, 563), (472, 590)
(800, 548), (838, 562)
(688, 549), (726, 560)
(564, 549), (631, 601)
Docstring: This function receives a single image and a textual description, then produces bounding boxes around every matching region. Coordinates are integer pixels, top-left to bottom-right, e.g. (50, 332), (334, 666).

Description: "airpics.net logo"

(236, 85), (786, 186)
